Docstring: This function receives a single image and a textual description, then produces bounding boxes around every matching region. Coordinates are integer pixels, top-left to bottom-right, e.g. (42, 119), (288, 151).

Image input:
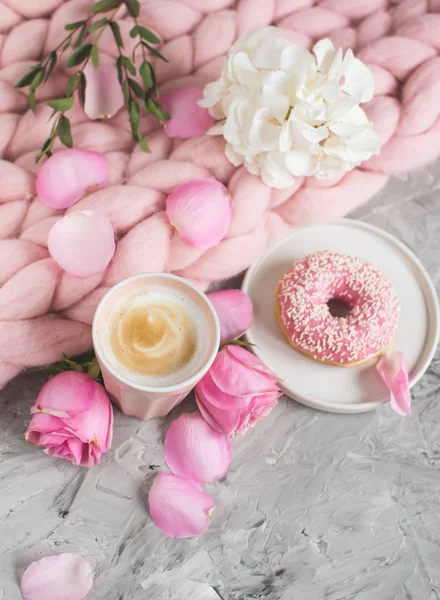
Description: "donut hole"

(327, 298), (351, 318)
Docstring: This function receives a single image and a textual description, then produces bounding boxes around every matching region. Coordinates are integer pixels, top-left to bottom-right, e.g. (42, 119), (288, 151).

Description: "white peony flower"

(200, 28), (379, 189)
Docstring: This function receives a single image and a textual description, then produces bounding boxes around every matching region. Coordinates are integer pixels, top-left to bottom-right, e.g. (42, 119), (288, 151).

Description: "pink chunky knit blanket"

(0, 0), (440, 387)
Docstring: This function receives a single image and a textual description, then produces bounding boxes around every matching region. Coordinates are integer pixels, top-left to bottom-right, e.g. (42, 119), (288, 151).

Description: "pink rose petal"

(196, 386), (241, 436)
(83, 63), (124, 120)
(164, 412), (232, 483)
(376, 351), (411, 416)
(31, 371), (95, 418)
(148, 472), (215, 538)
(36, 149), (109, 210)
(20, 553), (93, 600)
(166, 178), (233, 249)
(207, 289), (253, 345)
(210, 346), (279, 397)
(161, 88), (214, 139)
(48, 210), (115, 277)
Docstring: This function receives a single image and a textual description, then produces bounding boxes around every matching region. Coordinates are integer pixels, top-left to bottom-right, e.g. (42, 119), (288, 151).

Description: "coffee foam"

(104, 285), (208, 387)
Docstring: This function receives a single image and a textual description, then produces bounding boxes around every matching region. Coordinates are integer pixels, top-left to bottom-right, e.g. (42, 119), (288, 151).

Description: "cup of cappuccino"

(92, 273), (220, 420)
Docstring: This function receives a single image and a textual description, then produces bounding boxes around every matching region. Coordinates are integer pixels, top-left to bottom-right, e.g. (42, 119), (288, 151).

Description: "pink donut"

(276, 251), (400, 366)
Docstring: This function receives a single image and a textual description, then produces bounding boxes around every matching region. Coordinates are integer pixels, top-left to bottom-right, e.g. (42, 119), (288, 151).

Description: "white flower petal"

(285, 149), (316, 176)
(341, 55), (375, 103)
(201, 27), (378, 188)
(313, 39), (336, 73)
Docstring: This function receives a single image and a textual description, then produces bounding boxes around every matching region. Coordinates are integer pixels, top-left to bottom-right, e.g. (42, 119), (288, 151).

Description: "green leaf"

(44, 52), (57, 83)
(48, 96), (74, 111)
(88, 17), (108, 33)
(58, 115), (73, 148)
(130, 25), (160, 44)
(128, 77), (143, 99)
(137, 136), (151, 153)
(124, 0), (140, 17)
(65, 43), (93, 67)
(79, 72), (87, 108)
(63, 353), (84, 372)
(36, 138), (55, 162)
(145, 97), (169, 121)
(129, 99), (140, 126)
(121, 55), (136, 75)
(139, 61), (154, 88)
(116, 56), (124, 83)
(91, 45), (100, 68)
(121, 80), (129, 108)
(66, 73), (80, 96)
(16, 66), (43, 88)
(74, 23), (89, 48)
(28, 89), (36, 112)
(109, 20), (124, 48)
(87, 358), (101, 380)
(143, 42), (168, 63)
(65, 20), (87, 31)
(30, 68), (45, 91)
(91, 0), (121, 15)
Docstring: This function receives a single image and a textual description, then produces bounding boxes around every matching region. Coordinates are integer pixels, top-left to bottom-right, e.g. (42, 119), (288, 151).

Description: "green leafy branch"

(16, 0), (169, 162)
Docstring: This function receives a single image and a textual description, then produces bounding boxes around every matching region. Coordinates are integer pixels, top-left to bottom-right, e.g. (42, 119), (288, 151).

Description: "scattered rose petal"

(164, 412), (232, 483)
(207, 289), (253, 344)
(148, 472), (215, 538)
(161, 88), (215, 139)
(83, 63), (124, 120)
(20, 553), (93, 600)
(48, 210), (115, 277)
(36, 149), (108, 209)
(166, 179), (233, 249)
(376, 351), (411, 416)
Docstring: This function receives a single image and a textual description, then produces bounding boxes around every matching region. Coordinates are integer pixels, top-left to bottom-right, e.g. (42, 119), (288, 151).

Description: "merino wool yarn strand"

(0, 0), (440, 386)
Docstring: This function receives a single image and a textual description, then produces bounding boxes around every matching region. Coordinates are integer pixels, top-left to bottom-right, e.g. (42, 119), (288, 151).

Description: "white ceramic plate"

(241, 219), (440, 413)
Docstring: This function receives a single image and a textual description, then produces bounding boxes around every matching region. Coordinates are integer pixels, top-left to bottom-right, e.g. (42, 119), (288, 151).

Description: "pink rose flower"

(25, 371), (113, 467)
(195, 345), (281, 436)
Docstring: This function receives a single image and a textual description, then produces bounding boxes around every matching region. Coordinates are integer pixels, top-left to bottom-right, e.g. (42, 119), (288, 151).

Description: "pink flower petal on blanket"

(20, 553), (93, 600)
(207, 289), (253, 344)
(161, 88), (215, 139)
(36, 149), (109, 209)
(166, 179), (232, 249)
(48, 210), (115, 277)
(148, 472), (215, 538)
(376, 351), (411, 416)
(164, 412), (232, 483)
(83, 63), (124, 120)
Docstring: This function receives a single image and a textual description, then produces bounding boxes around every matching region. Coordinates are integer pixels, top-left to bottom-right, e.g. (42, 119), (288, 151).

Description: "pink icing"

(277, 251), (400, 365)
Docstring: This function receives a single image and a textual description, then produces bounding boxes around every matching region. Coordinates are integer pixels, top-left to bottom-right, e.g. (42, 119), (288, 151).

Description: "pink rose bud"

(161, 88), (215, 139)
(25, 371), (113, 467)
(195, 345), (281, 437)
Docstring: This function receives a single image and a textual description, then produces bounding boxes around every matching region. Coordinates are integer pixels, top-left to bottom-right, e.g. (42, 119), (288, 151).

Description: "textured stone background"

(1, 162), (440, 600)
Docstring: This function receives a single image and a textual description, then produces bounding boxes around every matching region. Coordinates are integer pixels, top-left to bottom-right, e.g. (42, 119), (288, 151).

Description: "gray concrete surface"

(1, 163), (440, 600)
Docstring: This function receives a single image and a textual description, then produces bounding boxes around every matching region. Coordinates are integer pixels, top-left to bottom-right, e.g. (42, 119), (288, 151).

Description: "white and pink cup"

(92, 273), (220, 420)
